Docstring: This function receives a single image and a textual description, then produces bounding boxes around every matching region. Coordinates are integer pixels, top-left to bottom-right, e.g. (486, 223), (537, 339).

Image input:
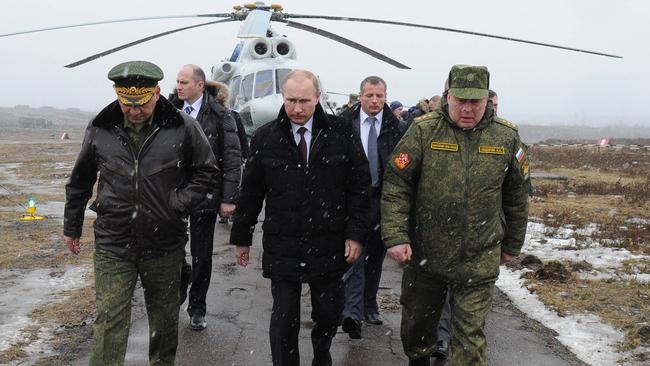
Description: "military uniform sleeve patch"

(515, 147), (526, 162)
(394, 152), (412, 170)
(430, 142), (459, 152)
(479, 146), (505, 155)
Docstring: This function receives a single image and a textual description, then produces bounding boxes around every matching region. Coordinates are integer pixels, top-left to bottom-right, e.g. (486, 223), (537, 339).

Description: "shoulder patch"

(413, 112), (437, 123)
(494, 117), (519, 131)
(393, 152), (412, 170)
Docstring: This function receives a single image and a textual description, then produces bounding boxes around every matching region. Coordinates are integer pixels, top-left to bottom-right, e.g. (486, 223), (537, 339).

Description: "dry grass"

(520, 146), (650, 353)
(0, 129), (95, 364)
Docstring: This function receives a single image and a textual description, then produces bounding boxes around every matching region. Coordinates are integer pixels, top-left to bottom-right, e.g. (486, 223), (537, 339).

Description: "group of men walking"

(64, 60), (529, 366)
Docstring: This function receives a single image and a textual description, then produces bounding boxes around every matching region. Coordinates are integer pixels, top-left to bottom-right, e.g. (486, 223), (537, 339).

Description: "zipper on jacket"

(132, 126), (161, 247)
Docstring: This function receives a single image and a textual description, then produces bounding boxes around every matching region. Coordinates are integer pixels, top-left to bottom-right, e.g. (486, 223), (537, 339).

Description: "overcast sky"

(0, 0), (647, 126)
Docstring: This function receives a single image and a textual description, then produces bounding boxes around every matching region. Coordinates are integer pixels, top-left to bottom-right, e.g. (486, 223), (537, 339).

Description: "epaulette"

(494, 117), (518, 131)
(413, 112), (437, 123)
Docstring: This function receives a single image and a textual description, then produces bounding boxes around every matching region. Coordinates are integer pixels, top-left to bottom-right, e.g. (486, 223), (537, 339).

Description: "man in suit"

(339, 76), (407, 339)
(230, 69), (370, 366)
(169, 64), (242, 330)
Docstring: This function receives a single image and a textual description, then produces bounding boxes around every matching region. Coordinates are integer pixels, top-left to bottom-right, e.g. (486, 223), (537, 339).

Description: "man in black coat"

(169, 64), (241, 330)
(64, 61), (219, 365)
(230, 69), (371, 366)
(339, 76), (407, 339)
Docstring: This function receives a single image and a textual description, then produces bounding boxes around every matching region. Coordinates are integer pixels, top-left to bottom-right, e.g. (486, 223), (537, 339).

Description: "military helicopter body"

(0, 2), (621, 135)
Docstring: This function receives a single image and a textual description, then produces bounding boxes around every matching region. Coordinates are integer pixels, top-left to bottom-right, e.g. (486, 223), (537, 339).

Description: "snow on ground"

(0, 265), (91, 358)
(497, 220), (650, 366)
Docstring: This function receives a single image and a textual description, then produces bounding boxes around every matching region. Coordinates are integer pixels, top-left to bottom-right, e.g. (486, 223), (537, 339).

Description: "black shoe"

(341, 317), (362, 339)
(431, 340), (449, 360)
(189, 314), (207, 331)
(408, 356), (430, 366)
(364, 312), (383, 325)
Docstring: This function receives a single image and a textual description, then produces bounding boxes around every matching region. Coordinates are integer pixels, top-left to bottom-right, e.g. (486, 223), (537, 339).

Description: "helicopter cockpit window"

(276, 69), (292, 94)
(230, 75), (241, 109)
(241, 73), (254, 103)
(254, 70), (274, 99)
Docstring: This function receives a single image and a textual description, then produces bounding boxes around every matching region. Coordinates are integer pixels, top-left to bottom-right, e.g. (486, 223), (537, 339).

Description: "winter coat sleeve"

(501, 134), (530, 256)
(172, 119), (220, 214)
(229, 129), (266, 246)
(381, 123), (423, 247)
(64, 123), (98, 238)
(344, 126), (372, 243)
(219, 110), (242, 203)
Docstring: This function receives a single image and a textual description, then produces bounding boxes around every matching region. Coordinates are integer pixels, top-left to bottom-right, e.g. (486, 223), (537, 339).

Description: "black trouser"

(270, 278), (344, 366)
(363, 194), (386, 316)
(185, 211), (218, 316)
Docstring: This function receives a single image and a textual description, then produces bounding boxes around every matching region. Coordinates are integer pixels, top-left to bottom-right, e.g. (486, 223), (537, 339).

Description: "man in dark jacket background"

(169, 64), (241, 331)
(230, 69), (370, 366)
(64, 60), (219, 365)
(339, 76), (406, 339)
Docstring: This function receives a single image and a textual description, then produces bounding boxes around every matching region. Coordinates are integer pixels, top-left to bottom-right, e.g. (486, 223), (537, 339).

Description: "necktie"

(367, 117), (379, 186)
(184, 106), (194, 115)
(298, 127), (308, 163)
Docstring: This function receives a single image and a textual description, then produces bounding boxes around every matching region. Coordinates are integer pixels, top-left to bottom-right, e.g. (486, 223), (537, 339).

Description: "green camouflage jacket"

(381, 106), (529, 285)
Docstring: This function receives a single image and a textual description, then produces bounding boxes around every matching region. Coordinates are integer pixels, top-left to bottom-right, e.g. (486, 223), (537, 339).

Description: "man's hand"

(344, 239), (362, 263)
(64, 236), (80, 255)
(500, 252), (514, 265)
(387, 243), (412, 263)
(219, 203), (236, 218)
(235, 245), (250, 267)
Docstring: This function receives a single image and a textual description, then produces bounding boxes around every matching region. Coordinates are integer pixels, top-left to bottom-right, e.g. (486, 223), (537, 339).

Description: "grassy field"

(519, 145), (650, 360)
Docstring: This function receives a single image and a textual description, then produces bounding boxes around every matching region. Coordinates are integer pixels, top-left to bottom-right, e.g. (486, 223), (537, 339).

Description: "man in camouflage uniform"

(381, 65), (529, 366)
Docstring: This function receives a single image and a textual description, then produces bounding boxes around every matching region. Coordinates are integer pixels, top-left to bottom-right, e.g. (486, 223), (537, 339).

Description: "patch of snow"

(497, 269), (625, 366)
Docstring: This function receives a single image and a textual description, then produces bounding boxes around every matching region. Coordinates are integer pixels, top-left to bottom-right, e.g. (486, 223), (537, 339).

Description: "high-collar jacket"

(230, 103), (371, 282)
(64, 96), (219, 259)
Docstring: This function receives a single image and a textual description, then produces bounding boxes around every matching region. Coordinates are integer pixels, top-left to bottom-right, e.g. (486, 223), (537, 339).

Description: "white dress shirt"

(182, 95), (203, 120)
(290, 117), (314, 161)
(359, 109), (383, 157)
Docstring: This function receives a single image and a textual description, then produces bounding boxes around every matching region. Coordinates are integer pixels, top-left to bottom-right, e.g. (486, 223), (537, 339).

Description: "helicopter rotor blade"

(65, 19), (235, 68)
(285, 14), (622, 59)
(0, 14), (232, 38)
(277, 19), (410, 69)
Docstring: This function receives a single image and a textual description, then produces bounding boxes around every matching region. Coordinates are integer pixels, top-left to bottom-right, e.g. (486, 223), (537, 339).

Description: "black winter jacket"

(64, 97), (219, 259)
(230, 104), (371, 282)
(169, 90), (241, 209)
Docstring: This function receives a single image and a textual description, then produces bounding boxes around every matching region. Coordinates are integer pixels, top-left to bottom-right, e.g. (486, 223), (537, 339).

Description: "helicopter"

(1, 2), (622, 135)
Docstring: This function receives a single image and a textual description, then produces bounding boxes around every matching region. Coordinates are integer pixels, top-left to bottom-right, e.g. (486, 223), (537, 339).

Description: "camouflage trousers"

(91, 249), (184, 366)
(400, 265), (494, 366)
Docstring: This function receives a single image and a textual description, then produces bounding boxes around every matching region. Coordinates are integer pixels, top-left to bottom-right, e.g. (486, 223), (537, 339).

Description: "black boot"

(409, 356), (430, 366)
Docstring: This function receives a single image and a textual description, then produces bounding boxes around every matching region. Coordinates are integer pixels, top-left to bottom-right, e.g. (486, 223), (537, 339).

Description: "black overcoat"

(230, 104), (371, 282)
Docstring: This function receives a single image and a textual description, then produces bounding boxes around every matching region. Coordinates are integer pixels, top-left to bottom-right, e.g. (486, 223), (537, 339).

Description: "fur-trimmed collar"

(92, 96), (184, 129)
